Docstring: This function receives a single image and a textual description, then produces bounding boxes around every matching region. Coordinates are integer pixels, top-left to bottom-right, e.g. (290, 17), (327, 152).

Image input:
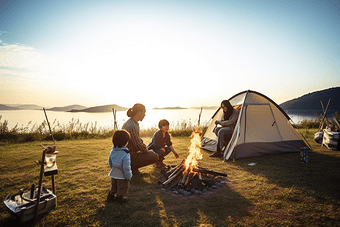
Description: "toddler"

(107, 129), (132, 203)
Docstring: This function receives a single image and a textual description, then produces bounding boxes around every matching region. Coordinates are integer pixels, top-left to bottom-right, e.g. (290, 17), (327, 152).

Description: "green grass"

(1, 129), (340, 226)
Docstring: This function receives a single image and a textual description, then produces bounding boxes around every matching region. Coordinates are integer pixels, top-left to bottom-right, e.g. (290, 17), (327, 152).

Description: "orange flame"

(184, 127), (203, 172)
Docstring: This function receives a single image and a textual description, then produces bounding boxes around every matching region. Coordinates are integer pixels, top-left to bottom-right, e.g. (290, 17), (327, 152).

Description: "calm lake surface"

(0, 109), (320, 131)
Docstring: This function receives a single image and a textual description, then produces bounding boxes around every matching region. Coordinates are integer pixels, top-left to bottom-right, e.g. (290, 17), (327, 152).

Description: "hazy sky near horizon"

(1, 0), (339, 108)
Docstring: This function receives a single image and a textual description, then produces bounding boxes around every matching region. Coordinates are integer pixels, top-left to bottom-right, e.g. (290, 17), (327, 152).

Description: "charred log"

(192, 167), (227, 177)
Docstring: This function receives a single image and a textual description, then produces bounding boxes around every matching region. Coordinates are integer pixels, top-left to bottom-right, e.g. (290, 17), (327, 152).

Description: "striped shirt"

(122, 118), (148, 158)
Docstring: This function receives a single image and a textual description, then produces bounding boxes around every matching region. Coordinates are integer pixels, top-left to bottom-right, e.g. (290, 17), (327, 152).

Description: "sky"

(1, 0), (339, 108)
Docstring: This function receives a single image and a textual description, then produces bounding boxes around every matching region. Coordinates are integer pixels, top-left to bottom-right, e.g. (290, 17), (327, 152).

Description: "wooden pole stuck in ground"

(43, 108), (55, 144)
(35, 108), (58, 223)
(112, 108), (118, 130)
(318, 99), (331, 132)
(198, 108), (203, 128)
(34, 149), (46, 222)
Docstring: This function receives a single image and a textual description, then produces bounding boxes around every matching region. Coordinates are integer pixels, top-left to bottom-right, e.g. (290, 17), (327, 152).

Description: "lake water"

(0, 108), (322, 131)
(0, 109), (216, 130)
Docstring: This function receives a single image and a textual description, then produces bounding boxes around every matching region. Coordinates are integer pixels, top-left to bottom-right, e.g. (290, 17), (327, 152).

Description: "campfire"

(158, 128), (228, 195)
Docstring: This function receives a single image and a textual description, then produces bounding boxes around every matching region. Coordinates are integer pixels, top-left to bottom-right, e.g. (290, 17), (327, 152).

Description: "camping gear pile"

(313, 99), (340, 151)
(201, 90), (310, 161)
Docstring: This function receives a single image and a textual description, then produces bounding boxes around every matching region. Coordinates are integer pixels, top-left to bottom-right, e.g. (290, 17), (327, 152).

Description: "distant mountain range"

(0, 104), (19, 110)
(279, 87), (340, 113)
(1, 104), (43, 110)
(1, 87), (339, 113)
(0, 104), (127, 112)
(47, 105), (88, 112)
(69, 104), (128, 112)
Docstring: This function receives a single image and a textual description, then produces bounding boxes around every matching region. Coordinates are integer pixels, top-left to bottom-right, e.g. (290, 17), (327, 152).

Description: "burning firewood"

(164, 160), (185, 176)
(178, 171), (189, 187)
(192, 167), (228, 177)
(162, 164), (184, 186)
(184, 172), (194, 187)
(158, 128), (228, 195)
(169, 177), (181, 188)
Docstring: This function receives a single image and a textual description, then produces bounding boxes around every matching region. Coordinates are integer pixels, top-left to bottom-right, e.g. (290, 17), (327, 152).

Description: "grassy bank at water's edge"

(0, 115), (209, 144)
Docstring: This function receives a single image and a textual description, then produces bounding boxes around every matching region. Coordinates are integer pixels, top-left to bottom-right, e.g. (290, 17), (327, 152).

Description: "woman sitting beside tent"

(210, 100), (239, 157)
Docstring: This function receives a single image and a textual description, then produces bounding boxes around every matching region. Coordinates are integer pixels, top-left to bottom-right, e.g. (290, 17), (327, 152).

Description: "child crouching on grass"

(107, 129), (132, 203)
(147, 119), (179, 167)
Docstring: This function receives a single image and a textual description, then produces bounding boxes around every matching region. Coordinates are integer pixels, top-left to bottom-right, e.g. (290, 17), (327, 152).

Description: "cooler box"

(3, 186), (56, 223)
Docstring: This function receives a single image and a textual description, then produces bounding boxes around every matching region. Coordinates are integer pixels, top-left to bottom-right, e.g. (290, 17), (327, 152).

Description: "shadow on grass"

(0, 210), (51, 227)
(96, 170), (251, 226)
(232, 151), (340, 201)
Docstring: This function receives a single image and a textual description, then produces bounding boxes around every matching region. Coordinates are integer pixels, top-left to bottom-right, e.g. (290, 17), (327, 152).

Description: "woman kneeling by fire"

(122, 103), (159, 174)
(210, 100), (239, 157)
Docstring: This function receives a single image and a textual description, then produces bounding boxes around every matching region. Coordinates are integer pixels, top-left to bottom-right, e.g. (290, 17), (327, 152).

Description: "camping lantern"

(300, 147), (308, 164)
(44, 154), (58, 176)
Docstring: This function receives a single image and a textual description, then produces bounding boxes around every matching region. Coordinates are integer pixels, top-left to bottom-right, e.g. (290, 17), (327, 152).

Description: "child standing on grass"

(147, 119), (179, 167)
(107, 129), (132, 203)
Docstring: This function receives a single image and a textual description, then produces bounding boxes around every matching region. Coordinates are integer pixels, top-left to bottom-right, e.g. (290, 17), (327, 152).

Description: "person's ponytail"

(127, 103), (145, 118)
(127, 108), (134, 117)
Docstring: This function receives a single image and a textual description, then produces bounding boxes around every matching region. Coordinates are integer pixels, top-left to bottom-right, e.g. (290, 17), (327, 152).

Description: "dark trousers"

(152, 147), (171, 161)
(214, 126), (233, 151)
(110, 178), (130, 196)
(130, 151), (159, 171)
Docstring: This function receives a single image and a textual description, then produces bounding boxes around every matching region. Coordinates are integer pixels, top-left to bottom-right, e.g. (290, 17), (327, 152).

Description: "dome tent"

(201, 90), (310, 161)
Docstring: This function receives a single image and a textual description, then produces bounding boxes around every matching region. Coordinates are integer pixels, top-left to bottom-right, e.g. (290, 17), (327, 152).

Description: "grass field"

(1, 129), (340, 226)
